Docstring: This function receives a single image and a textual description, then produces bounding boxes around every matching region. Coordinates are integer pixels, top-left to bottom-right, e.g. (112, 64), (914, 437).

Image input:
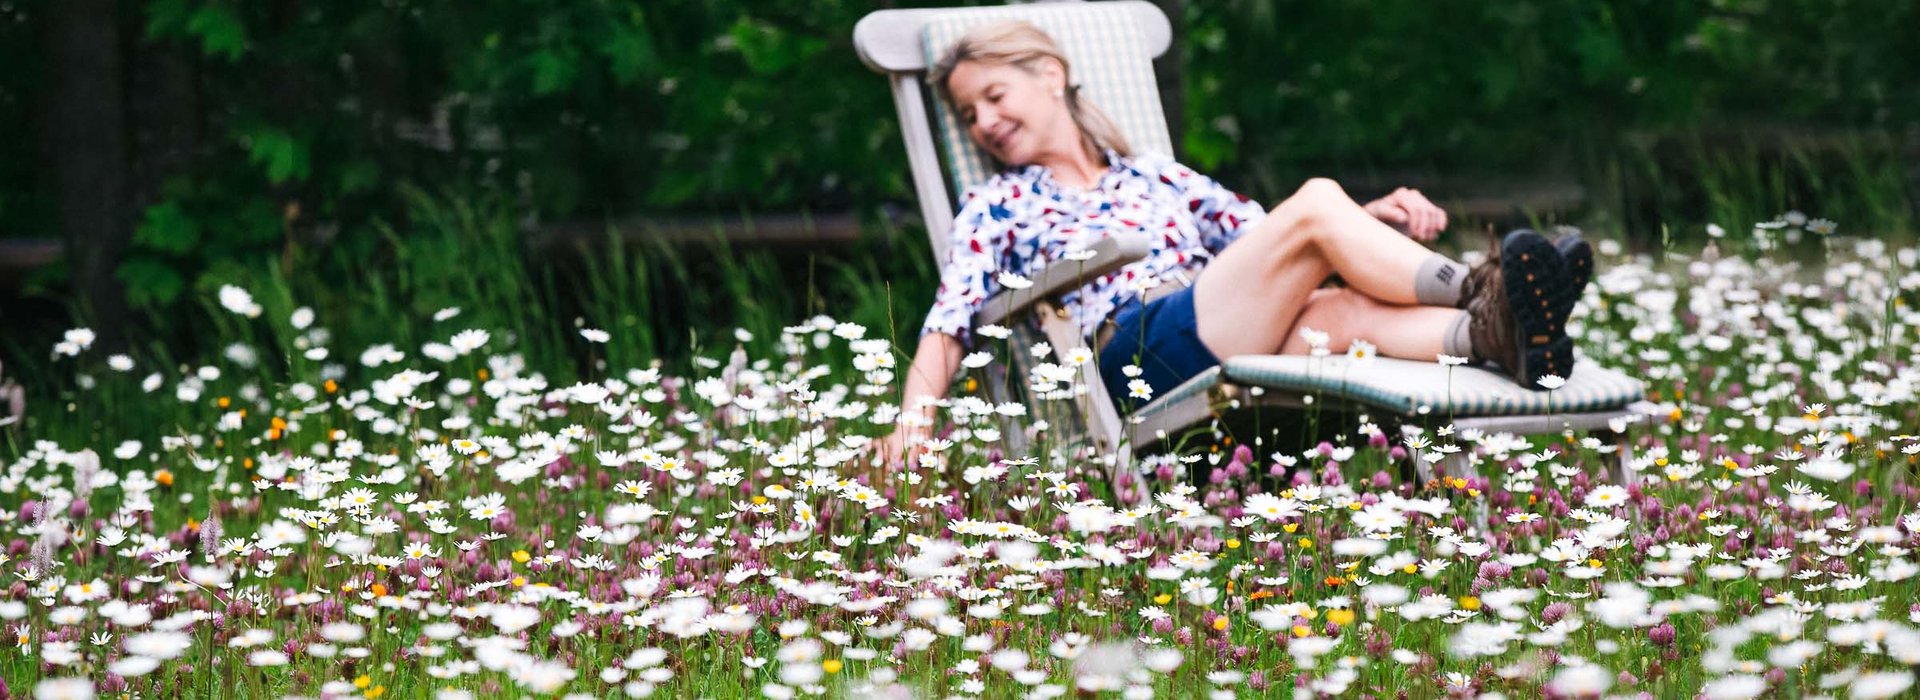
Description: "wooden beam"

(530, 209), (886, 251)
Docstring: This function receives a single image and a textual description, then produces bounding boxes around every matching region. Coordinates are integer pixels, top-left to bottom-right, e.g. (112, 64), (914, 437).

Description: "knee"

(1272, 177), (1354, 239)
(1305, 287), (1368, 315)
(1295, 177), (1347, 202)
(1301, 287), (1376, 347)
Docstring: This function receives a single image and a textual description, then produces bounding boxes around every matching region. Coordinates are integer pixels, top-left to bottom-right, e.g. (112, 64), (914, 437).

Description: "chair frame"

(854, 1), (1666, 491)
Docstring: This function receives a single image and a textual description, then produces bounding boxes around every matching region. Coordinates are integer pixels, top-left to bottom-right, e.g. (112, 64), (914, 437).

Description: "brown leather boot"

(1465, 230), (1576, 388)
(1460, 228), (1591, 327)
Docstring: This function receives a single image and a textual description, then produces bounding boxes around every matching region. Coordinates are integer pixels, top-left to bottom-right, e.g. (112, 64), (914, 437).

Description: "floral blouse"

(920, 150), (1268, 348)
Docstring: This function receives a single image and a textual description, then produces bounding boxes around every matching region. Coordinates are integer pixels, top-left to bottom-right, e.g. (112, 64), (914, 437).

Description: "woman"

(877, 20), (1590, 465)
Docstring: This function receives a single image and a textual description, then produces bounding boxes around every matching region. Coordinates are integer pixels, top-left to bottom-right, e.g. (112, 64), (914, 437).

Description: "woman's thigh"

(1190, 204), (1332, 358)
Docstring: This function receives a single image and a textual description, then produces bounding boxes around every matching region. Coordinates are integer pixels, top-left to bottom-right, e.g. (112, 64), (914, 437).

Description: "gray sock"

(1414, 254), (1470, 307)
(1443, 311), (1477, 361)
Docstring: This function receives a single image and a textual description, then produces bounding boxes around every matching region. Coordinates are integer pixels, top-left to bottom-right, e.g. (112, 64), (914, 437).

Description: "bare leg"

(1274, 288), (1460, 359)
(1193, 178), (1450, 358)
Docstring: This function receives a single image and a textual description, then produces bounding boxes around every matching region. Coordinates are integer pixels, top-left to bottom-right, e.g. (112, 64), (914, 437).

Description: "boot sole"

(1558, 234), (1593, 294)
(1552, 233), (1593, 378)
(1500, 230), (1576, 388)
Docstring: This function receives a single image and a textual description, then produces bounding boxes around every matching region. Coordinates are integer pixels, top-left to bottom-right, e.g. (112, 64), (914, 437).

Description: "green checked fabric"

(1217, 356), (1648, 417)
(922, 3), (1174, 199)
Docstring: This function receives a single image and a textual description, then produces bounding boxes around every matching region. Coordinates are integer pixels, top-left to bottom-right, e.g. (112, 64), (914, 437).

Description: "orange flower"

(324, 379), (338, 394)
(155, 470), (174, 487)
(370, 583), (388, 597)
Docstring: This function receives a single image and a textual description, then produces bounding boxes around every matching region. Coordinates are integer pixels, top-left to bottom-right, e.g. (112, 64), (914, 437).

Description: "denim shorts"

(1097, 285), (1221, 412)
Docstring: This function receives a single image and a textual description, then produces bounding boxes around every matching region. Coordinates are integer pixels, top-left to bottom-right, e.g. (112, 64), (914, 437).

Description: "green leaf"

(530, 49), (579, 95)
(233, 198), (284, 246)
(186, 4), (249, 62)
(133, 200), (202, 254)
(337, 160), (381, 196)
(116, 256), (187, 309)
(646, 172), (707, 208)
(730, 19), (798, 75)
(144, 0), (194, 40)
(1183, 125), (1235, 172)
(601, 23), (658, 85)
(240, 126), (310, 184)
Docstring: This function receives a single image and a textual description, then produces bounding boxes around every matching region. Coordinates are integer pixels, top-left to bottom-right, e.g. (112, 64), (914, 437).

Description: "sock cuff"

(1443, 310), (1475, 361)
(1415, 255), (1469, 307)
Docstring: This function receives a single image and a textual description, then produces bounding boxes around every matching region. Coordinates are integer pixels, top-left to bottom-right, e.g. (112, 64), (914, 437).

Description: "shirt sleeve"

(1159, 159), (1266, 256)
(920, 180), (1019, 349)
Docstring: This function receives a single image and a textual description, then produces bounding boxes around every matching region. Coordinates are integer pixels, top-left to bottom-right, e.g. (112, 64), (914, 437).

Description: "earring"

(1053, 89), (1064, 99)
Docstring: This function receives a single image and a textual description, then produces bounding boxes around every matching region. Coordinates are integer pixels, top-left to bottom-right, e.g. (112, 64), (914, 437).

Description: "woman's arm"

(876, 331), (965, 466)
(876, 175), (1020, 466)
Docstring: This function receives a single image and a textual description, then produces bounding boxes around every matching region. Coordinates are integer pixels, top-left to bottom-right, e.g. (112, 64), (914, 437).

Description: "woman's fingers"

(1368, 189), (1448, 239)
(1395, 188), (1445, 240)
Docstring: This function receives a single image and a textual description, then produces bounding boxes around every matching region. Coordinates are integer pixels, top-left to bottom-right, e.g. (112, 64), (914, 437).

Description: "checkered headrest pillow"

(922, 3), (1174, 200)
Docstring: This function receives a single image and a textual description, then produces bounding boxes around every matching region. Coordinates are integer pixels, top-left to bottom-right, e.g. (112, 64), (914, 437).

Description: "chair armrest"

(972, 236), (1153, 330)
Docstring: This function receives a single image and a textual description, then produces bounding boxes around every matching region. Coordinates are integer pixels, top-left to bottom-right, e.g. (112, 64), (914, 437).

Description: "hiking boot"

(1555, 227), (1594, 295)
(1461, 227), (1593, 318)
(1465, 229), (1577, 388)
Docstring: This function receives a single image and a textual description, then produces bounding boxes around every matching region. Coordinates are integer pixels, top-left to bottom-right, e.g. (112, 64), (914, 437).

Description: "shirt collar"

(1021, 149), (1131, 197)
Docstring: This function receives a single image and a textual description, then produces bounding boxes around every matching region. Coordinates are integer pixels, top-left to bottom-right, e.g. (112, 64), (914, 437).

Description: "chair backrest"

(855, 1), (1173, 257)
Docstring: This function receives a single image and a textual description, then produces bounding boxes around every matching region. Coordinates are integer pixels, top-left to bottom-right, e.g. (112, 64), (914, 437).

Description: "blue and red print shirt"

(921, 150), (1268, 347)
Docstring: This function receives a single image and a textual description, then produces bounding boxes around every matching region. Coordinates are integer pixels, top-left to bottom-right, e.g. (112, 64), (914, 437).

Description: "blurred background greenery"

(1, 0), (1915, 412)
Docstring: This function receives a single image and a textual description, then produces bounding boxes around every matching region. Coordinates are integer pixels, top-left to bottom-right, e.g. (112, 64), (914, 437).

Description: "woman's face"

(946, 58), (1072, 166)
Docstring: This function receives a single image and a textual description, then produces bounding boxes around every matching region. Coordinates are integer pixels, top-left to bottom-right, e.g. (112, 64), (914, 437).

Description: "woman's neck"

(1041, 147), (1105, 190)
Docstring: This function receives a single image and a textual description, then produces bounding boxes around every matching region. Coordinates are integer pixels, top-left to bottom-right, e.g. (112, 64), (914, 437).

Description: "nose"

(971, 103), (1001, 131)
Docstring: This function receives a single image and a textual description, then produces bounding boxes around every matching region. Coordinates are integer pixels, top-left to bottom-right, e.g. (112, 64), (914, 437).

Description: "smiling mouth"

(992, 126), (1018, 152)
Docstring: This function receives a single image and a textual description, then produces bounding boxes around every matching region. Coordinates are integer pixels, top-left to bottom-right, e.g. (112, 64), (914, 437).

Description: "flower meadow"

(5, 222), (1920, 700)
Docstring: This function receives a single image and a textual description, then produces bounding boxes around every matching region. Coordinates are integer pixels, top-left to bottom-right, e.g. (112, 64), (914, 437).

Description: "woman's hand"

(872, 421), (932, 468)
(1363, 187), (1448, 242)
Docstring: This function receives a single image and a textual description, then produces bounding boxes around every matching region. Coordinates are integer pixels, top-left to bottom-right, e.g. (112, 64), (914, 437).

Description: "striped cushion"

(1130, 366), (1221, 421)
(1218, 355), (1648, 417)
(921, 4), (1174, 199)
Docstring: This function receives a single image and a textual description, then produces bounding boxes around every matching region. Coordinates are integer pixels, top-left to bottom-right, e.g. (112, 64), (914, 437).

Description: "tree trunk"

(127, 22), (200, 221)
(47, 0), (132, 345)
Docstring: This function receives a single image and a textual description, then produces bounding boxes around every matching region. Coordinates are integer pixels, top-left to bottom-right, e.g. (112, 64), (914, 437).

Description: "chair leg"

(1414, 451), (1437, 484)
(981, 362), (1030, 458)
(1610, 429), (1634, 486)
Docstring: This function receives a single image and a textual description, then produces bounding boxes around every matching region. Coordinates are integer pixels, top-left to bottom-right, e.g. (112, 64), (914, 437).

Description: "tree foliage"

(0, 0), (1913, 322)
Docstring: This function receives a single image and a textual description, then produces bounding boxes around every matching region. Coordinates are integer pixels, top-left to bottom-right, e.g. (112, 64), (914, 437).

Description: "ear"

(1035, 58), (1068, 95)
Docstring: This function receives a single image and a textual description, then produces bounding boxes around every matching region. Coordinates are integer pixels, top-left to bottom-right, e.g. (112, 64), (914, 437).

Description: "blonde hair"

(928, 20), (1132, 165)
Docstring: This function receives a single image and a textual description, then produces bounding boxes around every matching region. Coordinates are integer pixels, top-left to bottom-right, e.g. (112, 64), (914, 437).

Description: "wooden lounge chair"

(853, 1), (1667, 485)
